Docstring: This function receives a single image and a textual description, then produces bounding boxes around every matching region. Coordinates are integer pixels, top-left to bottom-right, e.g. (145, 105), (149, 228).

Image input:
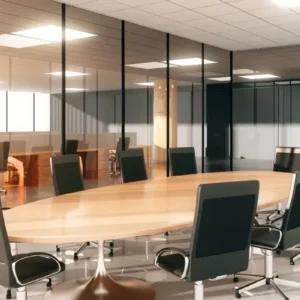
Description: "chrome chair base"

(236, 250), (300, 300)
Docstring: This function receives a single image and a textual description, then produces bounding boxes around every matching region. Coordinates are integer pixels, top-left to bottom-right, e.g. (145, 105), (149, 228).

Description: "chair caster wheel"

(276, 250), (281, 255)
(74, 254), (79, 261)
(275, 275), (279, 278)
(235, 291), (241, 299)
(233, 277), (239, 283)
(109, 250), (113, 257)
(46, 278), (52, 288)
(109, 242), (114, 247)
(87, 242), (90, 246)
(164, 232), (169, 237)
(290, 260), (295, 265)
(6, 289), (12, 300)
(56, 246), (60, 252)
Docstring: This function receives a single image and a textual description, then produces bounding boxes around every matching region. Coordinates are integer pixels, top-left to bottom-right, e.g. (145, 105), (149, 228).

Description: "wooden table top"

(4, 171), (293, 244)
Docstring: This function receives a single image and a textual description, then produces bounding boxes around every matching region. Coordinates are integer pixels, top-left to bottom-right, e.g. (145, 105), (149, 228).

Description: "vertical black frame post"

(191, 82), (194, 145)
(201, 43), (205, 173)
(229, 51), (233, 171)
(61, 3), (66, 155)
(166, 33), (170, 177)
(121, 20), (126, 150)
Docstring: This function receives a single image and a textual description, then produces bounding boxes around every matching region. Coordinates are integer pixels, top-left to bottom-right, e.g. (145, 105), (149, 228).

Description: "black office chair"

(50, 154), (113, 260)
(0, 142), (10, 194)
(265, 147), (300, 222)
(236, 172), (300, 300)
(64, 139), (79, 155)
(169, 147), (197, 176)
(110, 137), (130, 175)
(119, 148), (148, 183)
(0, 202), (65, 300)
(155, 180), (259, 300)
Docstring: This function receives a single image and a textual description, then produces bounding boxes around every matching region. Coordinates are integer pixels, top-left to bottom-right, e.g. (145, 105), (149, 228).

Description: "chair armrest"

(155, 247), (189, 280)
(270, 216), (283, 225)
(251, 225), (282, 250)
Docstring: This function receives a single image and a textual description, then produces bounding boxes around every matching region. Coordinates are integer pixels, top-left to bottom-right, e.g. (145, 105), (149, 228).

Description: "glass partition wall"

(233, 46), (300, 171)
(3, 1), (300, 207)
(0, 0), (62, 206)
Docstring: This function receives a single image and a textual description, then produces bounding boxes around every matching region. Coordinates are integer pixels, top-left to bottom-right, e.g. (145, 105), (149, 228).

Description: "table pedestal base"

(45, 275), (155, 300)
(45, 241), (155, 300)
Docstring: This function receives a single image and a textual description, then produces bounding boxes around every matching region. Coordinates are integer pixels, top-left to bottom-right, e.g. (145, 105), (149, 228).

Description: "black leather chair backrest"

(274, 147), (300, 173)
(0, 142), (10, 172)
(189, 180), (259, 282)
(64, 140), (79, 155)
(119, 148), (147, 183)
(50, 154), (84, 196)
(281, 172), (300, 249)
(169, 147), (197, 176)
(0, 201), (14, 288)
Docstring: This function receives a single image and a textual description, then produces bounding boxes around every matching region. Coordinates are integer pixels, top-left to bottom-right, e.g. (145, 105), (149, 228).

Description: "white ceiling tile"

(270, 36), (300, 45)
(246, 26), (286, 35)
(204, 23), (238, 33)
(250, 7), (294, 18)
(139, 2), (184, 15)
(229, 0), (276, 11)
(106, 8), (152, 19)
(218, 29), (254, 39)
(132, 15), (171, 26)
(234, 19), (271, 29)
(237, 35), (278, 47)
(215, 11), (255, 23)
(169, 0), (222, 9)
(184, 18), (225, 29)
(78, 0), (129, 12)
(58, 0), (95, 5)
(114, 0), (162, 7)
(163, 9), (201, 21)
(194, 3), (240, 17)
(266, 13), (300, 25)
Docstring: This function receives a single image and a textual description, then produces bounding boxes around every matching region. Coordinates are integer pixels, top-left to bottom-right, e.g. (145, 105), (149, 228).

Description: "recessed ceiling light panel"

(233, 69), (255, 75)
(135, 82), (154, 86)
(14, 25), (96, 42)
(273, 0), (300, 7)
(240, 74), (279, 80)
(168, 58), (217, 66)
(46, 71), (90, 77)
(0, 34), (50, 48)
(126, 62), (171, 69)
(207, 77), (231, 82)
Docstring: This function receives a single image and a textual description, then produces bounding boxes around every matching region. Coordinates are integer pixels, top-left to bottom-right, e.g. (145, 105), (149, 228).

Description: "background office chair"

(110, 137), (130, 175)
(64, 139), (79, 155)
(0, 142), (10, 194)
(169, 147), (197, 176)
(119, 148), (148, 183)
(50, 154), (113, 260)
(236, 172), (300, 299)
(155, 180), (259, 300)
(265, 147), (300, 222)
(0, 202), (65, 300)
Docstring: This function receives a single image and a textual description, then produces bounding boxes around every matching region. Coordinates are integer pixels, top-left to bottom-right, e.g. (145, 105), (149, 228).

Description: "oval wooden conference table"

(4, 171), (293, 300)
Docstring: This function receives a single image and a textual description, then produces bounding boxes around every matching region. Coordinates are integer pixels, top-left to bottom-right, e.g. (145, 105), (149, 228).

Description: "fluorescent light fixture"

(233, 69), (255, 75)
(275, 81), (290, 85)
(46, 71), (90, 77)
(126, 62), (172, 69)
(273, 0), (300, 7)
(292, 80), (300, 84)
(135, 82), (154, 86)
(60, 88), (89, 91)
(168, 58), (217, 66)
(14, 25), (96, 42)
(240, 74), (279, 80)
(0, 34), (50, 48)
(208, 77), (231, 82)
